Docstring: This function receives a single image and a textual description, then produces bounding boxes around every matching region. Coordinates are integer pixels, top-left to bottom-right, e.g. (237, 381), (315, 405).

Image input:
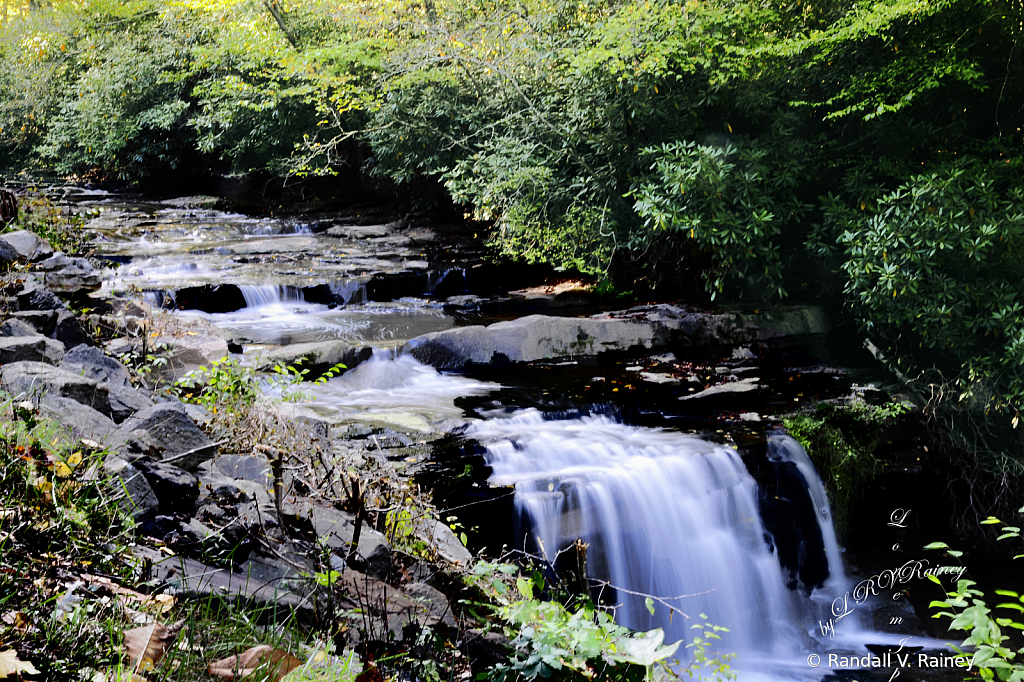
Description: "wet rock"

(0, 318), (37, 337)
(51, 310), (92, 348)
(257, 340), (373, 376)
(104, 455), (160, 520)
(10, 310), (58, 335)
(35, 253), (102, 295)
(106, 401), (214, 467)
(17, 281), (65, 311)
(304, 506), (392, 579)
(133, 458), (200, 515)
(413, 518), (472, 566)
(39, 395), (118, 441)
(0, 334), (65, 366)
(0, 362), (109, 411)
(0, 230), (52, 263)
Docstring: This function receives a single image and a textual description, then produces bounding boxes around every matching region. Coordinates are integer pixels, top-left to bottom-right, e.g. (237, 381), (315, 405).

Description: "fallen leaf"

(122, 621), (184, 673)
(0, 649), (40, 678)
(1, 612), (36, 635)
(208, 645), (302, 680)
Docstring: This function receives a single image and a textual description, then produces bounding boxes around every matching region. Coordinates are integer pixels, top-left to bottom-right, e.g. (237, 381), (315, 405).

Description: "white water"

(238, 284), (306, 307)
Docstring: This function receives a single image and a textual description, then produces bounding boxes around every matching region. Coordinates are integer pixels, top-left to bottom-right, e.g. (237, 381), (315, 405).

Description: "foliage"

(926, 510), (1024, 682)
(783, 399), (910, 536)
(465, 562), (734, 682)
(3, 191), (95, 255)
(175, 356), (260, 412)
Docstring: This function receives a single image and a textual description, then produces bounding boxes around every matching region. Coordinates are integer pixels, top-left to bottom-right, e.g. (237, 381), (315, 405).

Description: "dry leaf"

(0, 649), (40, 678)
(1, 612), (36, 635)
(207, 645), (302, 681)
(122, 621), (184, 673)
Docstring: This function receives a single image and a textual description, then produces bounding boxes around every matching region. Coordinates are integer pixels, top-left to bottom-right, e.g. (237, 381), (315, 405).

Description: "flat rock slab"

(678, 377), (765, 411)
(405, 305), (831, 369)
(327, 222), (403, 239)
(1, 361), (108, 411)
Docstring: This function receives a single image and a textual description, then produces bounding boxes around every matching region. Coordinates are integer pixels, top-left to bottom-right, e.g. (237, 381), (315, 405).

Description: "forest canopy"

(1, 0), (1024, 459)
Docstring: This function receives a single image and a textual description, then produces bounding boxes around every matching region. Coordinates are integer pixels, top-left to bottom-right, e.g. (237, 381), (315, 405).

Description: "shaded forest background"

(1, 0), (1024, 468)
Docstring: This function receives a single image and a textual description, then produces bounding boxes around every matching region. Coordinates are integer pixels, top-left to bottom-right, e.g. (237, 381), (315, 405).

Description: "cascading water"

(238, 284), (306, 307)
(471, 409), (853, 677)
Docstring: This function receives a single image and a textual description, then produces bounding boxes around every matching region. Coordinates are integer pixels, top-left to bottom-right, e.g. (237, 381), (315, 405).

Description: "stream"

(75, 191), (966, 681)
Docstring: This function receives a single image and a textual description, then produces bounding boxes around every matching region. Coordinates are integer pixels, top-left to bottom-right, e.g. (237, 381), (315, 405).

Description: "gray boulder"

(257, 340), (373, 375)
(60, 345), (151, 422)
(10, 310), (58, 335)
(413, 518), (473, 566)
(0, 239), (17, 264)
(52, 310), (92, 348)
(16, 282), (65, 311)
(104, 455), (160, 520)
(106, 401), (214, 467)
(0, 361), (107, 410)
(405, 582), (457, 628)
(305, 506), (392, 579)
(133, 458), (200, 515)
(0, 318), (38, 337)
(60, 344), (132, 386)
(35, 253), (102, 295)
(38, 395), (118, 442)
(0, 230), (52, 263)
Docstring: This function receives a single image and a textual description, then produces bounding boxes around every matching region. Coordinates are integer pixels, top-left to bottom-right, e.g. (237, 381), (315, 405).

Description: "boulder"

(105, 401), (214, 467)
(8, 311), (57, 335)
(257, 340), (373, 375)
(38, 395), (118, 441)
(1, 361), (107, 410)
(51, 310), (92, 348)
(0, 239), (17, 264)
(404, 582), (457, 628)
(60, 344), (132, 386)
(17, 281), (65, 311)
(0, 230), (52, 263)
(133, 458), (200, 515)
(60, 345), (152, 422)
(35, 253), (102, 295)
(0, 318), (37, 337)
(104, 455), (160, 520)
(413, 518), (473, 566)
(305, 506), (392, 579)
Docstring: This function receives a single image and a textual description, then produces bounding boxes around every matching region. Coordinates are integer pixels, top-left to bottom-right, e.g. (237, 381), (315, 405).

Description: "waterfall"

(473, 409), (848, 667)
(239, 285), (305, 307)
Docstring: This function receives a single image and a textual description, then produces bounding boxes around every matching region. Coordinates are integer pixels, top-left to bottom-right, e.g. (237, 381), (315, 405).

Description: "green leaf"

(645, 597), (655, 615)
(609, 629), (682, 667)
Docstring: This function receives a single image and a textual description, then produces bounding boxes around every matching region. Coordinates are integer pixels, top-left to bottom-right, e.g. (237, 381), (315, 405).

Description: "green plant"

(175, 356), (260, 412)
(926, 511), (1024, 681)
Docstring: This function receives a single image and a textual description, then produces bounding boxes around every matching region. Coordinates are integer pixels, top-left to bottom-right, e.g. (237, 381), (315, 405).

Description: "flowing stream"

(83, 197), (951, 681)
